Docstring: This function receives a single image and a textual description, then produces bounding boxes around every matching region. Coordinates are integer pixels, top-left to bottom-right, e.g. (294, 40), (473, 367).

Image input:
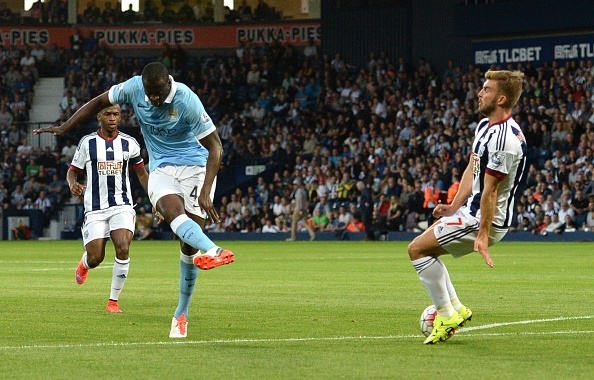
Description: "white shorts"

(148, 165), (216, 218)
(433, 207), (507, 258)
(82, 205), (136, 247)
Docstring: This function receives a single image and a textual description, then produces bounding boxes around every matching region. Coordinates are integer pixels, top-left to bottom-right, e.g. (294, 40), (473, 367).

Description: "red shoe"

(75, 257), (88, 285)
(106, 300), (122, 313)
(193, 248), (234, 270)
(169, 313), (187, 338)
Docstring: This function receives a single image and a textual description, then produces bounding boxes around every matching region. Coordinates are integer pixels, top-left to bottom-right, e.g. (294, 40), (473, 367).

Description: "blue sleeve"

(108, 76), (140, 105)
(186, 92), (215, 139)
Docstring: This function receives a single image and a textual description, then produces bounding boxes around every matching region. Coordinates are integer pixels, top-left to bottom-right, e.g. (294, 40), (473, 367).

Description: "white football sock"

(109, 257), (130, 301)
(444, 267), (462, 311)
(82, 252), (90, 269)
(412, 257), (455, 317)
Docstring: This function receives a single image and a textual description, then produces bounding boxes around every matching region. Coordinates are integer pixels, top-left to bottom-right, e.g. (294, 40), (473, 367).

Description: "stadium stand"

(1, 4), (593, 240)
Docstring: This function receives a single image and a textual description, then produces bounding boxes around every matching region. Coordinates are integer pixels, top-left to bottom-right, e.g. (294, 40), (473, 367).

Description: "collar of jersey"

(144, 75), (177, 104)
(97, 129), (118, 141)
(488, 114), (512, 128)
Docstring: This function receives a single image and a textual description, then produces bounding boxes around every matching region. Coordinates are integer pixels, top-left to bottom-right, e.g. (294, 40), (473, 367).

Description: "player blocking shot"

(35, 62), (234, 338)
(407, 70), (527, 344)
(68, 105), (149, 313)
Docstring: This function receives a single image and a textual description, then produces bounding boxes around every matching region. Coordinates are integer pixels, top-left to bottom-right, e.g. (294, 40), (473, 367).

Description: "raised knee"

(407, 239), (422, 260)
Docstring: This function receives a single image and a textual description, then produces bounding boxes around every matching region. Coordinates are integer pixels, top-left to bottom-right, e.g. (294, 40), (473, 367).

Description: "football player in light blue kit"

(35, 62), (234, 338)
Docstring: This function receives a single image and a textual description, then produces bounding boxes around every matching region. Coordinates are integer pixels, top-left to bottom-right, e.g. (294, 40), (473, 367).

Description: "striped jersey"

(467, 116), (527, 228)
(108, 75), (214, 172)
(70, 130), (144, 213)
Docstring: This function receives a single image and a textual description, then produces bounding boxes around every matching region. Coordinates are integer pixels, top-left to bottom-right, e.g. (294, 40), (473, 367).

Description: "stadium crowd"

(1, 0), (282, 25)
(2, 33), (594, 239)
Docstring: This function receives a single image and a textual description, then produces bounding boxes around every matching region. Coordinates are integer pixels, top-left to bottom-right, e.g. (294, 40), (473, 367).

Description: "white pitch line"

(458, 330), (593, 338)
(458, 315), (594, 333)
(0, 316), (592, 351)
(9, 264), (114, 273)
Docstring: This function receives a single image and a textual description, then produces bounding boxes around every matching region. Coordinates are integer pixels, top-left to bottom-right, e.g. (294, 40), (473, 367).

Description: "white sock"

(109, 257), (130, 301)
(412, 257), (455, 317)
(180, 250), (200, 264)
(82, 252), (90, 269)
(443, 268), (462, 311)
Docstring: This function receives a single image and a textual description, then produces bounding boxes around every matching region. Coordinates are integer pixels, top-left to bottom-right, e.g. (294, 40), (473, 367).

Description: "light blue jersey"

(108, 75), (215, 172)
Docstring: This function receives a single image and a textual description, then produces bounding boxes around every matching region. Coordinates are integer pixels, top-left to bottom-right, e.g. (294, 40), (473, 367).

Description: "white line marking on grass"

(1, 316), (592, 351)
(458, 330), (593, 338)
(1, 330), (592, 351)
(8, 264), (114, 272)
(458, 315), (594, 333)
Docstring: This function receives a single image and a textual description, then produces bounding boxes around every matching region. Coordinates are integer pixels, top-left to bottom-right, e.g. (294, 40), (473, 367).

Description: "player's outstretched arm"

(474, 172), (501, 268)
(34, 92), (112, 136)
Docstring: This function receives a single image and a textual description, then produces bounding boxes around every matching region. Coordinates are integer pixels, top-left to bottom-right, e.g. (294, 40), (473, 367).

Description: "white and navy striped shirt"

(70, 130), (144, 213)
(467, 116), (527, 228)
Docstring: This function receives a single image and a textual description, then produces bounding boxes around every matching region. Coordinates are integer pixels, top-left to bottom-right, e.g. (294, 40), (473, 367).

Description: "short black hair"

(142, 62), (169, 83)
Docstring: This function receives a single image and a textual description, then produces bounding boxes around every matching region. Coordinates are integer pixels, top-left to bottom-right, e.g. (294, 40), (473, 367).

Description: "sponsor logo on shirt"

(201, 111), (211, 125)
(489, 152), (505, 167)
(98, 161), (123, 175)
(471, 153), (480, 175)
(146, 124), (177, 136)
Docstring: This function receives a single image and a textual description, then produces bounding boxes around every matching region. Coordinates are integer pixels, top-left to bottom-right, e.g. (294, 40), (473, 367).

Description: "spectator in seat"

(34, 190), (52, 226)
(101, 1), (118, 23)
(570, 190), (588, 228)
(585, 201), (594, 231)
(311, 207), (329, 231)
(59, 90), (78, 114)
(82, 0), (101, 23)
(0, 104), (14, 128)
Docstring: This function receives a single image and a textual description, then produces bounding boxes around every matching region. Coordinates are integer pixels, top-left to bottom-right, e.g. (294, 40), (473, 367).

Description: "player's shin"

(109, 257), (130, 301)
(170, 214), (217, 252)
(412, 257), (456, 317)
(174, 251), (199, 318)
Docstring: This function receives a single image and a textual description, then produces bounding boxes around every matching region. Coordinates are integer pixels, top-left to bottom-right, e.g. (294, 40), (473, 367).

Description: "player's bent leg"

(157, 195), (225, 258)
(85, 239), (108, 268)
(408, 224), (449, 260)
(160, 205), (235, 270)
(77, 239), (108, 284)
(75, 252), (90, 285)
(408, 223), (465, 343)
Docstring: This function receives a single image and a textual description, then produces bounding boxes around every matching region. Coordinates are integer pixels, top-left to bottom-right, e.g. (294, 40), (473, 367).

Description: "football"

(420, 305), (437, 337)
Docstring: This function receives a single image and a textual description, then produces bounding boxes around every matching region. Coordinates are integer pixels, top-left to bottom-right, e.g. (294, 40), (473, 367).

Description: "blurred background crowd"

(0, 0), (284, 25)
(2, 10), (594, 239)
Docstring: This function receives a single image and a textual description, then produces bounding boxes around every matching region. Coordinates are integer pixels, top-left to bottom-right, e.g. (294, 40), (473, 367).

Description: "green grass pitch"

(0, 240), (592, 379)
